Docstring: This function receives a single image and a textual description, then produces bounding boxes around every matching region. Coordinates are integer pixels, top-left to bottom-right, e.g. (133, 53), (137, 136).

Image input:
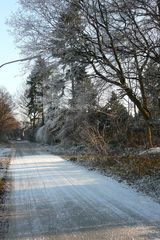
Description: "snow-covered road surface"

(5, 142), (160, 239)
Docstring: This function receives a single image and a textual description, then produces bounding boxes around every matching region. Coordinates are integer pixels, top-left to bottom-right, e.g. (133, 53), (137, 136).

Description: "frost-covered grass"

(69, 153), (159, 179)
(42, 143), (86, 155)
(39, 143), (160, 203)
(0, 146), (12, 180)
(68, 151), (160, 203)
(139, 147), (160, 155)
(0, 146), (12, 231)
(0, 147), (12, 157)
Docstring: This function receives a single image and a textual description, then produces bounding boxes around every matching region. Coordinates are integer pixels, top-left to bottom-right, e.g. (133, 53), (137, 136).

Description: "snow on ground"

(0, 147), (12, 179)
(40, 143), (160, 204)
(6, 141), (160, 239)
(0, 147), (12, 157)
(133, 173), (160, 203)
(41, 143), (86, 155)
(139, 147), (160, 155)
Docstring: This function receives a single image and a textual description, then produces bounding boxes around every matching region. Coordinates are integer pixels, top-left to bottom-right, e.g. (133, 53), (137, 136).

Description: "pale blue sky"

(0, 0), (26, 95)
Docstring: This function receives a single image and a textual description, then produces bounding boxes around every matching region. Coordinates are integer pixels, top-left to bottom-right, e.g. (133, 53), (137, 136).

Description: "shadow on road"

(5, 141), (160, 239)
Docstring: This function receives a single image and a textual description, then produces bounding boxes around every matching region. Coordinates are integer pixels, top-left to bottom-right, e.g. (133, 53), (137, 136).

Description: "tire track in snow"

(5, 141), (160, 239)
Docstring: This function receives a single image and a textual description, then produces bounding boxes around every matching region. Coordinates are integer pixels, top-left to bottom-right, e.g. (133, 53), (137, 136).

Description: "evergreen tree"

(67, 64), (97, 110)
(144, 61), (160, 119)
(105, 91), (129, 146)
(43, 64), (65, 120)
(106, 92), (128, 117)
(26, 58), (48, 139)
(52, 1), (97, 111)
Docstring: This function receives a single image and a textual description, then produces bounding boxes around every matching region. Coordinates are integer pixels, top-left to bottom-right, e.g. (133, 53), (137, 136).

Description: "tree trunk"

(146, 123), (153, 148)
(41, 112), (44, 126)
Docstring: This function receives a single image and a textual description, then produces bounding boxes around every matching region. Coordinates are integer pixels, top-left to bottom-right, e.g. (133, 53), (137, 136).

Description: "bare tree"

(8, 0), (160, 146)
(0, 88), (19, 140)
(0, 55), (40, 69)
(7, 0), (65, 57)
(69, 0), (160, 147)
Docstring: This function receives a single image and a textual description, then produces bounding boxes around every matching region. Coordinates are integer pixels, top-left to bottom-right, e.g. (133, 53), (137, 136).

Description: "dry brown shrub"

(79, 121), (108, 155)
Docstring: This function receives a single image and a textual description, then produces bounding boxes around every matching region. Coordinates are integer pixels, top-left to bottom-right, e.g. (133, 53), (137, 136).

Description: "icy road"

(4, 142), (160, 239)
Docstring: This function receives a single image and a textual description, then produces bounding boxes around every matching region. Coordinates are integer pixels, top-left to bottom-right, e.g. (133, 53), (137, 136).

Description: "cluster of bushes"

(35, 91), (160, 153)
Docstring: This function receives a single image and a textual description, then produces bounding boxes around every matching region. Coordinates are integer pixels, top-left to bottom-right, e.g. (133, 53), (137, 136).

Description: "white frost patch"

(36, 125), (49, 144)
(42, 144), (85, 155)
(7, 143), (160, 239)
(139, 147), (160, 155)
(0, 147), (12, 157)
(0, 147), (12, 179)
(12, 152), (160, 223)
(36, 118), (62, 144)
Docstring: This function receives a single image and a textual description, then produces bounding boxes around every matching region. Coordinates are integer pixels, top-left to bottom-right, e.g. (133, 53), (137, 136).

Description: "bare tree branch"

(0, 55), (40, 69)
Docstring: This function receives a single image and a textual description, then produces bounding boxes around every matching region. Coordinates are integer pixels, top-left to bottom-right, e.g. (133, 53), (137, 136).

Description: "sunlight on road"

(3, 142), (160, 239)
